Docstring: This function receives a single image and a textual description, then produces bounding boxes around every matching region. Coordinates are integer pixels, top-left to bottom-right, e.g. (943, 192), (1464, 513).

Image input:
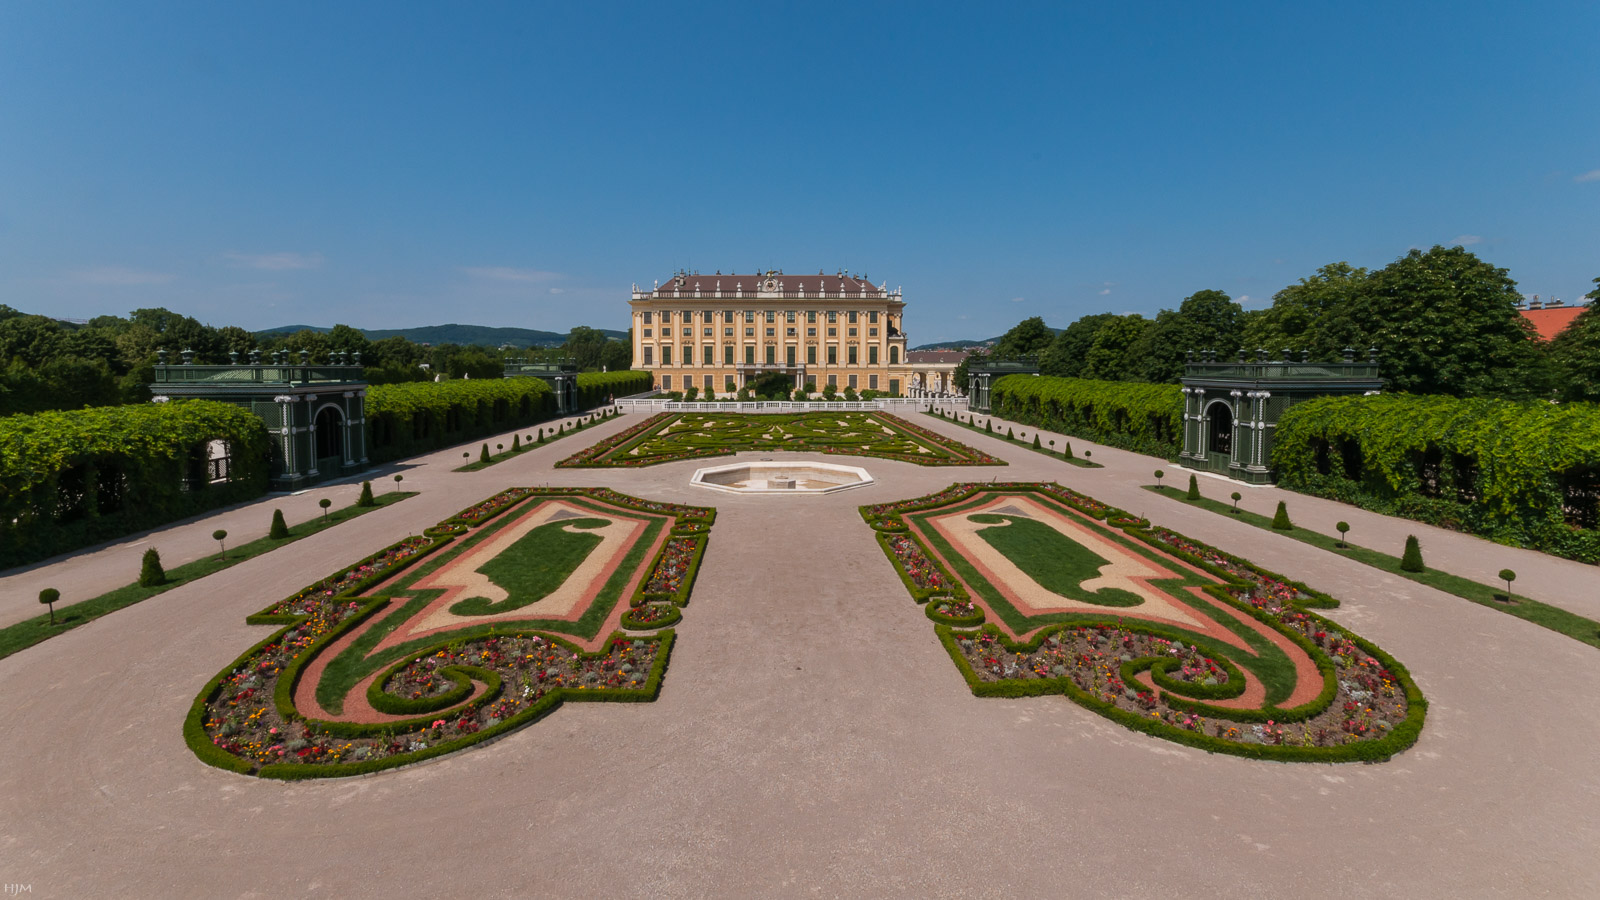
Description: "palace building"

(629, 270), (914, 396)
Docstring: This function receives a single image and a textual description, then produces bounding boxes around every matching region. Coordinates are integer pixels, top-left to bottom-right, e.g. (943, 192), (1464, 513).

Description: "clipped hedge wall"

(1274, 394), (1600, 563)
(365, 377), (557, 463)
(575, 370), (651, 407)
(0, 400), (270, 568)
(989, 374), (1181, 457)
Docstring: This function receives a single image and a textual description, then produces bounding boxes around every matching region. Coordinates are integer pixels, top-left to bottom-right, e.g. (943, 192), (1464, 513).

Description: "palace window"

(868, 328), (877, 337)
(827, 346), (837, 364)
(807, 327), (816, 337)
(868, 311), (879, 324)
(870, 375), (879, 390)
(643, 328), (652, 337)
(807, 346), (817, 364)
(848, 311), (858, 323)
(745, 346), (755, 364)
(703, 328), (713, 337)
(745, 311), (755, 323)
(869, 346), (879, 365)
(746, 327), (755, 337)
(828, 374), (837, 387)
(765, 311), (775, 323)
(662, 375), (671, 389)
(786, 346), (796, 366)
(703, 310), (711, 321)
(828, 327), (837, 337)
(703, 345), (714, 365)
(642, 346), (653, 365)
(786, 327), (796, 336)
(724, 346), (734, 364)
(724, 310), (735, 323)
(786, 311), (796, 323)
(848, 375), (858, 389)
(807, 311), (816, 323)
(848, 346), (858, 364)
(724, 327), (733, 336)
(661, 346), (672, 365)
(765, 346), (776, 365)
(848, 327), (857, 337)
(642, 311), (652, 324)
(704, 374), (713, 390)
(890, 346), (900, 364)
(827, 311), (837, 323)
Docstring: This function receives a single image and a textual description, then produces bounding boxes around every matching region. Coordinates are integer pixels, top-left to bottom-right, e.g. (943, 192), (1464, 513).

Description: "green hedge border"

(621, 603), (683, 630)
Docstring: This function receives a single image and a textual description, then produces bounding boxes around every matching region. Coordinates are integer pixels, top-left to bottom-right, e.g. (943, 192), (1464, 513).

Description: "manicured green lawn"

(450, 518), (607, 615)
(968, 513), (1141, 605)
(0, 491), (418, 662)
(1141, 484), (1600, 650)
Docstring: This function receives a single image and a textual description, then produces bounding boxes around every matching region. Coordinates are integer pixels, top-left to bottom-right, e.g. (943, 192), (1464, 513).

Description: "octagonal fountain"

(690, 460), (873, 494)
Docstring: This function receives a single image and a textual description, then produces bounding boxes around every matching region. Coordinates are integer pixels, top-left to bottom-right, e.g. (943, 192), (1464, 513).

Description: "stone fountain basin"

(690, 460), (873, 494)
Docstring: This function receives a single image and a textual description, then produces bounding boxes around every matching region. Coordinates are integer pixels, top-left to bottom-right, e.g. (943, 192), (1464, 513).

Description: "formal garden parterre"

(557, 411), (1003, 468)
(863, 483), (1426, 762)
(187, 486), (712, 778)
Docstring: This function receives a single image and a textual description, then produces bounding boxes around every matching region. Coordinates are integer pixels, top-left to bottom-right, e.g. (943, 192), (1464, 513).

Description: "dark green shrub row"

(1274, 394), (1600, 563)
(989, 374), (1182, 457)
(575, 370), (651, 407)
(366, 377), (558, 463)
(0, 400), (271, 569)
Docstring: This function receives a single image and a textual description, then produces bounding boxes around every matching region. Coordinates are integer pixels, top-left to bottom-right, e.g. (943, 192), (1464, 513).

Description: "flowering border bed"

(186, 486), (713, 779)
(863, 483), (1428, 763)
(556, 411), (1004, 468)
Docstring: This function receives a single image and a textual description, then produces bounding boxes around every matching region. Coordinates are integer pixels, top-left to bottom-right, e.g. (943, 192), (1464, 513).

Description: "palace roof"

(1520, 304), (1585, 341)
(638, 270), (895, 299)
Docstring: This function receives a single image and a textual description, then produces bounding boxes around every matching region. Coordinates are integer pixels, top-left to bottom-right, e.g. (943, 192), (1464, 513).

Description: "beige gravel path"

(1, 407), (1598, 897)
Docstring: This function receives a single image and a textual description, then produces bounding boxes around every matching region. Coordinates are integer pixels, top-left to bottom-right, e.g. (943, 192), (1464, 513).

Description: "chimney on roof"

(1529, 295), (1543, 310)
(1550, 297), (1564, 308)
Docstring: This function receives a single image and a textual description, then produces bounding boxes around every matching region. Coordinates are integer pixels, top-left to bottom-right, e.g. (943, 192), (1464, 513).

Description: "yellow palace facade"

(629, 270), (913, 396)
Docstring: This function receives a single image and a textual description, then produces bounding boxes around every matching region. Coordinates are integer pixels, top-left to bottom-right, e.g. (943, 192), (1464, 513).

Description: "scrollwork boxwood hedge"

(0, 400), (270, 568)
(1274, 394), (1600, 562)
(989, 374), (1182, 458)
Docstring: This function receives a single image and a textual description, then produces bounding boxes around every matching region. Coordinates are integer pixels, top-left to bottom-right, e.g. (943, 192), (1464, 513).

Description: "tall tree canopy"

(1039, 312), (1117, 378)
(1081, 314), (1151, 382)
(1129, 289), (1243, 383)
(1549, 277), (1600, 403)
(992, 316), (1055, 358)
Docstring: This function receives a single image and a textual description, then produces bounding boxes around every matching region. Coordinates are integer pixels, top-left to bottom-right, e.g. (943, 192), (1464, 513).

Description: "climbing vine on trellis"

(990, 374), (1182, 457)
(1274, 394), (1600, 562)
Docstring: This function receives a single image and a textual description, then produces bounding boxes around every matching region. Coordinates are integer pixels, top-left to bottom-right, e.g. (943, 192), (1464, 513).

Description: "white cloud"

(1098, 288), (1112, 295)
(69, 266), (173, 285)
(1575, 169), (1600, 183)
(462, 266), (563, 283)
(1235, 294), (1252, 305)
(1010, 296), (1025, 303)
(547, 287), (565, 294)
(225, 251), (323, 270)
(1449, 234), (1483, 246)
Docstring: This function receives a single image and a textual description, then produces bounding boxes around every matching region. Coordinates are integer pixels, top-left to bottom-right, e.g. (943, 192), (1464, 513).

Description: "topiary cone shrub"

(511, 433), (521, 452)
(39, 587), (59, 625)
(1271, 501), (1293, 530)
(139, 548), (167, 587)
(1400, 535), (1425, 572)
(537, 428), (544, 443)
(1032, 434), (1041, 449)
(479, 443), (490, 464)
(357, 480), (375, 507)
(1063, 442), (1074, 459)
(269, 509), (290, 539)
(1007, 427), (1015, 440)
(1186, 474), (1199, 500)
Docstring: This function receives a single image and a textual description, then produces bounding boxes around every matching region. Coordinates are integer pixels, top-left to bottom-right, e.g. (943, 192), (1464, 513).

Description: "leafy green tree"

(1240, 262), (1370, 358)
(993, 316), (1055, 358)
(952, 350), (984, 392)
(1351, 247), (1545, 397)
(1548, 278), (1600, 402)
(1039, 313), (1118, 378)
(1081, 314), (1151, 381)
(1130, 290), (1244, 383)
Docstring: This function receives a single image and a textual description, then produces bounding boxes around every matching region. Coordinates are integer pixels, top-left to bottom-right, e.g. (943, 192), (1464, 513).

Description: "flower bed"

(188, 486), (712, 778)
(557, 411), (1004, 468)
(867, 483), (1427, 763)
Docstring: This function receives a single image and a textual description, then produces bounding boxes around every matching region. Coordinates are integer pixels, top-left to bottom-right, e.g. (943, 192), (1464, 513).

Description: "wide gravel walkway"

(1, 408), (1596, 898)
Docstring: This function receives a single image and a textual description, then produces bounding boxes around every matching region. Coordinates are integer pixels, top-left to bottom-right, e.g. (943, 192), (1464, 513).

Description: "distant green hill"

(254, 323), (628, 347)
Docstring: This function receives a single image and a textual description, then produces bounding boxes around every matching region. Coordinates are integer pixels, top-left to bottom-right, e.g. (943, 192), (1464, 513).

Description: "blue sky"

(2, 1), (1596, 344)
